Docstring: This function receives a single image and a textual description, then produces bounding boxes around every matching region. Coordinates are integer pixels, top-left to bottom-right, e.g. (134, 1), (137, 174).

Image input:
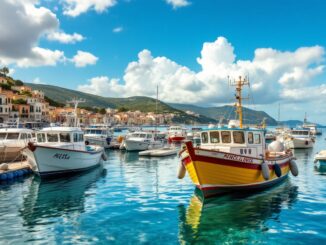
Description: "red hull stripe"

(169, 136), (185, 141)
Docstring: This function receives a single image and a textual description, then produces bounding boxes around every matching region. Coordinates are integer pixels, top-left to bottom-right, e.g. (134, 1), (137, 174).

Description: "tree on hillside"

(99, 108), (106, 115)
(14, 80), (24, 86)
(0, 67), (9, 77)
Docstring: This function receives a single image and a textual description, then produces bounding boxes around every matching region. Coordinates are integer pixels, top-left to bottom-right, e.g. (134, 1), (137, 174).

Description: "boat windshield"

(0, 133), (7, 140)
(37, 133), (46, 142)
(7, 133), (19, 140)
(60, 133), (71, 143)
(292, 131), (309, 135)
(47, 133), (59, 142)
(86, 129), (104, 135)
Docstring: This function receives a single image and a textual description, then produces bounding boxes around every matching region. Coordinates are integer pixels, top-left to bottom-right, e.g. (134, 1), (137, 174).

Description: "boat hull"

(84, 136), (111, 148)
(24, 145), (103, 177)
(180, 141), (292, 198)
(124, 140), (150, 151)
(168, 136), (185, 143)
(284, 138), (314, 149)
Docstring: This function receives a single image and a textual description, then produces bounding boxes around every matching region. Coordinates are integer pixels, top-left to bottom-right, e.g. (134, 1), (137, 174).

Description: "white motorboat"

(0, 128), (34, 163)
(124, 131), (164, 151)
(283, 129), (315, 149)
(167, 126), (187, 143)
(139, 146), (177, 157)
(84, 125), (113, 148)
(23, 127), (105, 177)
(314, 150), (326, 165)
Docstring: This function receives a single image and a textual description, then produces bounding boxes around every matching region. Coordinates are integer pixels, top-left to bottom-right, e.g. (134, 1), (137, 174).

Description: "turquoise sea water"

(0, 131), (326, 244)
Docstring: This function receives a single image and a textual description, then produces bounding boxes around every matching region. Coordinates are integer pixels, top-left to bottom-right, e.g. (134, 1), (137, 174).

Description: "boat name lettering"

(53, 153), (70, 160)
(223, 153), (253, 163)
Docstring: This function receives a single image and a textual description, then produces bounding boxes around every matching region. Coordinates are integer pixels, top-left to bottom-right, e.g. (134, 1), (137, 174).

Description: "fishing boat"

(124, 131), (164, 151)
(178, 76), (298, 198)
(0, 128), (34, 163)
(139, 146), (177, 157)
(302, 113), (322, 135)
(314, 150), (326, 165)
(23, 127), (105, 177)
(283, 128), (315, 149)
(168, 125), (187, 143)
(84, 124), (113, 148)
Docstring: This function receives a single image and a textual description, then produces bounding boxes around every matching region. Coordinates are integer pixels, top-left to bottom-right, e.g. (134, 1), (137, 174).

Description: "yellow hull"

(180, 142), (292, 197)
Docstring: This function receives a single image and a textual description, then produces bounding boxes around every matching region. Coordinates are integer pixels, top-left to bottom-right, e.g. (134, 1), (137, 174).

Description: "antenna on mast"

(66, 98), (86, 127)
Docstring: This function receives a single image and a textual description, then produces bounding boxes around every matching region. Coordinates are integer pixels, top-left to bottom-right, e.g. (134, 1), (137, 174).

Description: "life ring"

(177, 162), (186, 179)
(289, 159), (299, 176)
(261, 162), (270, 180)
(28, 142), (36, 152)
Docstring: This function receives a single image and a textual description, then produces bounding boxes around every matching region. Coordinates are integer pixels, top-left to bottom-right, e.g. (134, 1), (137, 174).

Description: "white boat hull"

(24, 145), (103, 177)
(125, 139), (150, 151)
(139, 147), (177, 157)
(284, 138), (314, 149)
(84, 136), (111, 148)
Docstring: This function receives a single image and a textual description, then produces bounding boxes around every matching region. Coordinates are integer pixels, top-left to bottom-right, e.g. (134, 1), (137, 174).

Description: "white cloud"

(78, 36), (325, 108)
(166, 0), (191, 9)
(32, 77), (46, 84)
(47, 31), (85, 44)
(0, 0), (63, 67)
(62, 0), (117, 17)
(71, 51), (98, 67)
(113, 27), (123, 33)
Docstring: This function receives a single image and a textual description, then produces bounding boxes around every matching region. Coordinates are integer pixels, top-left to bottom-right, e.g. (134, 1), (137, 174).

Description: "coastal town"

(0, 72), (176, 127)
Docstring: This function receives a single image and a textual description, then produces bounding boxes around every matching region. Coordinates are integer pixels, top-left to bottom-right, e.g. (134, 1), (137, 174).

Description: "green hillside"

(168, 103), (278, 126)
(27, 83), (215, 124)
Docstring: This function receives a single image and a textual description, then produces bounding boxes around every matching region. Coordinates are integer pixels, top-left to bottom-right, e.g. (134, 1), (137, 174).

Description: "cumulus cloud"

(78, 36), (325, 107)
(0, 0), (63, 67)
(62, 0), (117, 17)
(32, 77), (46, 84)
(47, 31), (85, 44)
(71, 51), (98, 67)
(166, 0), (191, 9)
(113, 27), (123, 33)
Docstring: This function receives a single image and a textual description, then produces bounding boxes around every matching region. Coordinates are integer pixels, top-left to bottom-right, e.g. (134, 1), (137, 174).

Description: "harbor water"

(0, 132), (326, 244)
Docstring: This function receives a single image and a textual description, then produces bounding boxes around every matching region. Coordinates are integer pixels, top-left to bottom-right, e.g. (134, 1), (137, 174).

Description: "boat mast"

(228, 76), (249, 128)
(66, 98), (86, 127)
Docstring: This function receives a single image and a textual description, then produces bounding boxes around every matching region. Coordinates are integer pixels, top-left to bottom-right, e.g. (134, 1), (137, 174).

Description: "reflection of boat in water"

(20, 166), (105, 226)
(178, 181), (298, 244)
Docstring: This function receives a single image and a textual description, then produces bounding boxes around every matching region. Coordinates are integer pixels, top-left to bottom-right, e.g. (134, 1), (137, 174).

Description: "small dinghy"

(139, 147), (177, 157)
(314, 150), (326, 165)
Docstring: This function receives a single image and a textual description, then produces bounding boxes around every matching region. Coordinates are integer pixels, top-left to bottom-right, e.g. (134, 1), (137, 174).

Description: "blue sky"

(1, 0), (326, 123)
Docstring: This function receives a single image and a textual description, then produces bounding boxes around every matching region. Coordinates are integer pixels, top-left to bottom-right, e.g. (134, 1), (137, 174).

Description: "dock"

(0, 161), (33, 181)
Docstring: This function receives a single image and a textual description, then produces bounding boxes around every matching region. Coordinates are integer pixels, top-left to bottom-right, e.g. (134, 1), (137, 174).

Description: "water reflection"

(20, 166), (106, 227)
(178, 181), (298, 244)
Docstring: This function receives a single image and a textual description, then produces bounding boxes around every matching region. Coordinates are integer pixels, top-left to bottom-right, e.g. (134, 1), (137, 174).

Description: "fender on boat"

(261, 162), (270, 180)
(177, 162), (186, 179)
(274, 163), (282, 177)
(101, 152), (108, 161)
(290, 159), (299, 176)
(28, 142), (36, 152)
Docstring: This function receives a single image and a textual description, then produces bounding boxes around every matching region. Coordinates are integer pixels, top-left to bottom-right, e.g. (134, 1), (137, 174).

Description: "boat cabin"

(289, 129), (310, 138)
(35, 127), (84, 148)
(0, 128), (34, 141)
(199, 128), (265, 158)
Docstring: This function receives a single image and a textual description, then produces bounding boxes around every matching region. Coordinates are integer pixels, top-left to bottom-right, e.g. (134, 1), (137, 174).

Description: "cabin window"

(210, 131), (220, 143)
(233, 131), (245, 144)
(20, 133), (27, 140)
(254, 134), (261, 144)
(248, 132), (254, 144)
(147, 134), (152, 138)
(221, 131), (231, 143)
(201, 132), (209, 144)
(47, 133), (59, 142)
(27, 134), (32, 139)
(79, 134), (84, 142)
(37, 133), (46, 142)
(73, 133), (78, 142)
(7, 133), (19, 140)
(139, 134), (146, 138)
(0, 133), (7, 140)
(60, 133), (71, 143)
